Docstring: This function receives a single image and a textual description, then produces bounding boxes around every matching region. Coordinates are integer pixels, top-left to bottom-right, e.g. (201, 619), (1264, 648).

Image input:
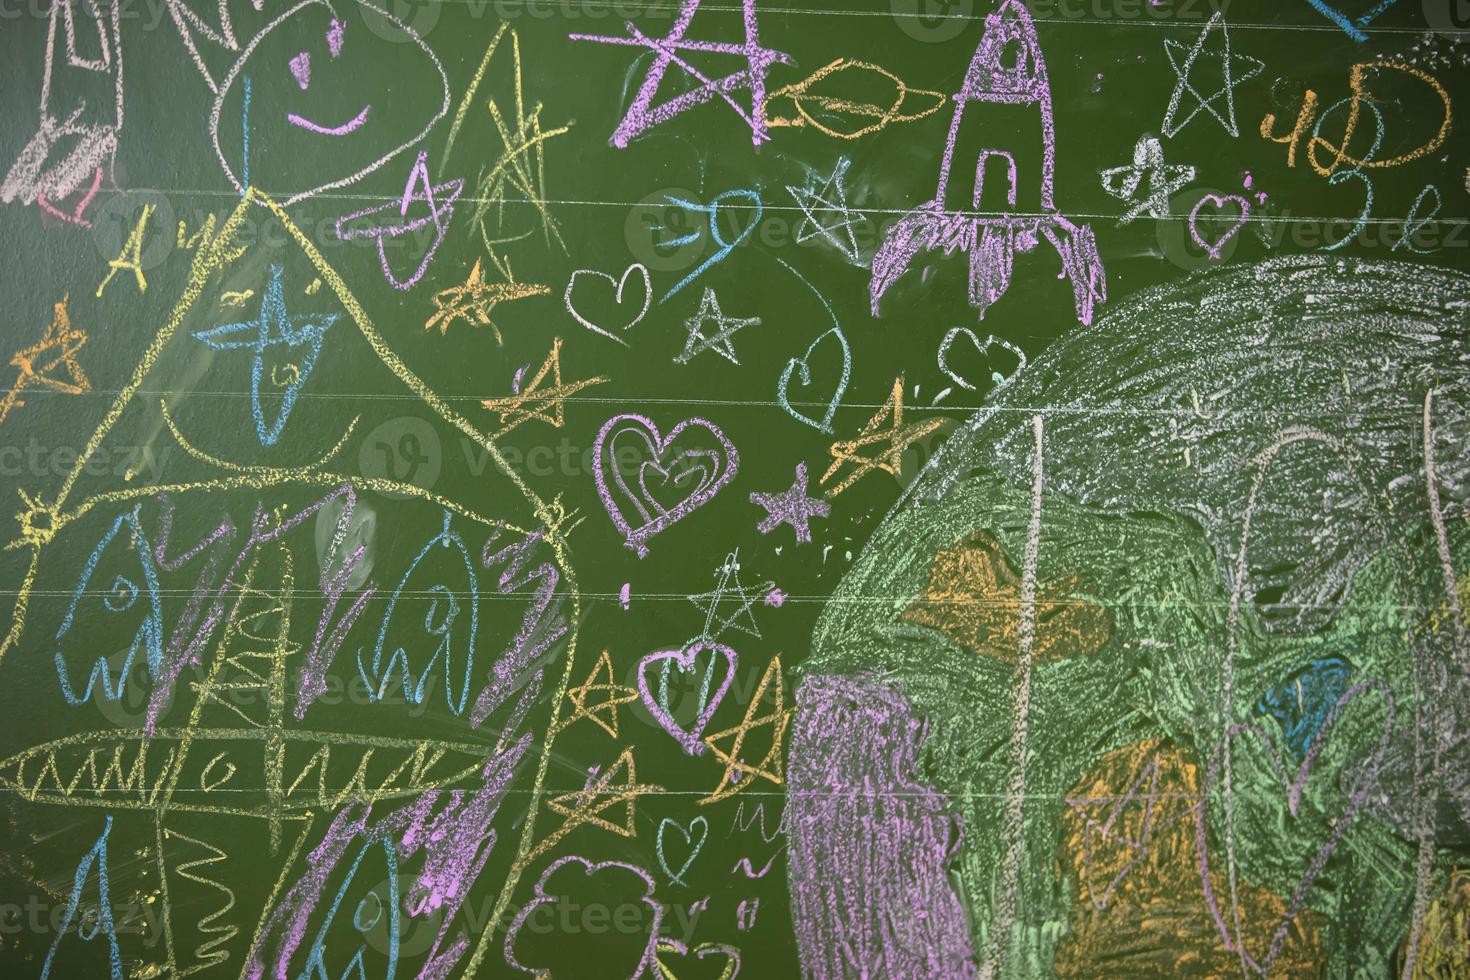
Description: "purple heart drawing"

(637, 641), (738, 755)
(1188, 193), (1250, 260)
(1194, 678), (1393, 975)
(594, 413), (738, 557)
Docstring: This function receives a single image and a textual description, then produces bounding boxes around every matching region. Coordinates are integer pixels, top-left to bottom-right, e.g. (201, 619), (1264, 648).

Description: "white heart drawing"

(565, 263), (652, 346)
(937, 327), (1027, 393)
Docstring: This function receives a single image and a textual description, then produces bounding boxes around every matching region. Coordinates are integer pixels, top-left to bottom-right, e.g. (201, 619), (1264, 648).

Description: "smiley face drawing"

(209, 0), (450, 204)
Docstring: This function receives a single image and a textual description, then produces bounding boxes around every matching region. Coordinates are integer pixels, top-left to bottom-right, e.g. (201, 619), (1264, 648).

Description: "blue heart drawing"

(656, 815), (709, 886)
(776, 326), (851, 434)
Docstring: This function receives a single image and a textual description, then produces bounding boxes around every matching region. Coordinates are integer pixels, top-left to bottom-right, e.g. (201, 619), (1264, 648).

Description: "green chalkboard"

(0, 0), (1467, 976)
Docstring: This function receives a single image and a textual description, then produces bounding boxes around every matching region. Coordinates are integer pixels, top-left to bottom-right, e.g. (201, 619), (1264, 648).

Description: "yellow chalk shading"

(901, 530), (1112, 663)
(1401, 867), (1470, 978)
(1054, 739), (1322, 976)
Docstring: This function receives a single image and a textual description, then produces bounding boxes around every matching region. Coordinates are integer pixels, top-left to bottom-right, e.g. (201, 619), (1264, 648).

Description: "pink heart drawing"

(593, 413), (738, 557)
(1188, 193), (1250, 260)
(638, 641), (738, 755)
(1194, 678), (1394, 976)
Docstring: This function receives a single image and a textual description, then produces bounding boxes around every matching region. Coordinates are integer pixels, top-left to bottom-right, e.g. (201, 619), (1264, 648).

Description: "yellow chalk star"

(559, 649), (639, 739)
(1, 295), (90, 425)
(521, 747), (661, 867)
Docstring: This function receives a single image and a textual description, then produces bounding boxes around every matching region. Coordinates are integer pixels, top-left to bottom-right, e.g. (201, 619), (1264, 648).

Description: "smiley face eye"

(327, 17), (345, 58)
(289, 51), (310, 90)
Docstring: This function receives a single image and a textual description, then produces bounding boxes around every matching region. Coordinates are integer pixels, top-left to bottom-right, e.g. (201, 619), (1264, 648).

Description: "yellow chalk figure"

(0, 188), (586, 978)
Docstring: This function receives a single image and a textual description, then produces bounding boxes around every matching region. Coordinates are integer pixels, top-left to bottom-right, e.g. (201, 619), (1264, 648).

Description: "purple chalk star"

(750, 463), (830, 544)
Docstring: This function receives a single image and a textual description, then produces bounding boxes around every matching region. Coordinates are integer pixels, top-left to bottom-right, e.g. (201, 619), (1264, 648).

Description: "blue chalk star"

(192, 264), (338, 446)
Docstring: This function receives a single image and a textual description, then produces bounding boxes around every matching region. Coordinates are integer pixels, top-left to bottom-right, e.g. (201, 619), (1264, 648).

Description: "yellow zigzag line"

(164, 828), (238, 970)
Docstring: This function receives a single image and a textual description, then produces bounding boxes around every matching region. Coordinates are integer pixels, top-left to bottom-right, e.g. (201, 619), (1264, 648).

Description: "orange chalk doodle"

(763, 58), (945, 140)
(820, 378), (944, 497)
(1401, 868), (1470, 978)
(901, 530), (1112, 663)
(699, 655), (791, 805)
(520, 746), (662, 868)
(424, 257), (550, 341)
(0, 295), (90, 425)
(1053, 740), (1323, 976)
(1261, 62), (1453, 176)
(481, 337), (608, 438)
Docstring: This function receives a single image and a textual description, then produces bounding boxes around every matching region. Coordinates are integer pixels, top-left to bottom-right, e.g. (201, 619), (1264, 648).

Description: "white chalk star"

(688, 550), (773, 641)
(674, 288), (760, 366)
(1100, 135), (1196, 225)
(787, 157), (868, 264)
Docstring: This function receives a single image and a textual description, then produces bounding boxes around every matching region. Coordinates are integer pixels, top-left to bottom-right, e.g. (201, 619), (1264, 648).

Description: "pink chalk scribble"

(869, 0), (1105, 327)
(787, 674), (976, 978)
(637, 641), (738, 755)
(288, 51), (311, 89)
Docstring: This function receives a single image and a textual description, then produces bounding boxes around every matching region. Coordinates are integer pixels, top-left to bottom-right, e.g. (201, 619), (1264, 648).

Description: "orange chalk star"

(820, 377), (944, 497)
(559, 649), (639, 739)
(700, 655), (792, 805)
(521, 747), (661, 867)
(424, 258), (549, 342)
(1, 296), (90, 425)
(480, 337), (608, 437)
